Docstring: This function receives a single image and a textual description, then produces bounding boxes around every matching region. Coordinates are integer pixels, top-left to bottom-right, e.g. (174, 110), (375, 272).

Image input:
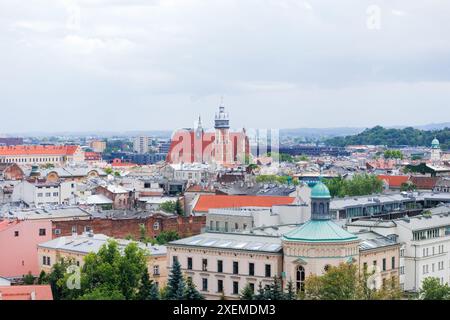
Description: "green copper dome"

(282, 220), (358, 243)
(432, 138), (440, 149)
(311, 181), (331, 199)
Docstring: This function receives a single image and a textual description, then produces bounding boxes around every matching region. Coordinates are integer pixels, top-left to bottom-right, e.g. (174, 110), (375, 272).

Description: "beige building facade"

(38, 233), (168, 288)
(167, 232), (283, 299)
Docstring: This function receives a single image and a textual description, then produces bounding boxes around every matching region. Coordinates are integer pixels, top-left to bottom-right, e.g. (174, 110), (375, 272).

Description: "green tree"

(285, 280), (296, 300)
(324, 174), (383, 198)
(166, 259), (185, 300)
(175, 199), (184, 216)
(37, 270), (49, 284)
(117, 242), (148, 300)
(305, 263), (403, 301)
(47, 257), (74, 300)
(137, 270), (159, 300)
(371, 277), (403, 300)
(104, 167), (113, 175)
(401, 182), (416, 192)
(156, 231), (180, 245)
(139, 224), (147, 241)
(78, 286), (125, 300)
(254, 282), (267, 300)
(384, 150), (404, 160)
(184, 277), (205, 300)
(23, 272), (35, 285)
(160, 201), (177, 213)
(304, 263), (360, 300)
(75, 240), (149, 300)
(420, 277), (450, 300)
(326, 126), (450, 151)
(266, 276), (285, 300)
(296, 155), (309, 162)
(240, 283), (255, 300)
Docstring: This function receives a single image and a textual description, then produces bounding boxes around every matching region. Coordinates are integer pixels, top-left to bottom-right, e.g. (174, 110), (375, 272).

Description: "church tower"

(430, 137), (441, 165)
(214, 103), (232, 165)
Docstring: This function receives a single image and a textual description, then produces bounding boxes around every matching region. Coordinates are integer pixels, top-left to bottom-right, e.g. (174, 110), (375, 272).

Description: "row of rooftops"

(0, 145), (80, 156)
(169, 227), (399, 253)
(330, 191), (450, 211)
(0, 206), (178, 221)
(347, 204), (450, 231)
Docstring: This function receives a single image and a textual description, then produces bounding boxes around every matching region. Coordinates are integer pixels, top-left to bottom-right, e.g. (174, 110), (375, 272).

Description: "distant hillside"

(325, 126), (450, 150)
(280, 127), (364, 139)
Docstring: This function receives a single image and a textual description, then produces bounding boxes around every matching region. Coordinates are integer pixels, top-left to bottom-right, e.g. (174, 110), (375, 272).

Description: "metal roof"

(38, 233), (167, 256)
(283, 220), (358, 243)
(169, 232), (282, 253)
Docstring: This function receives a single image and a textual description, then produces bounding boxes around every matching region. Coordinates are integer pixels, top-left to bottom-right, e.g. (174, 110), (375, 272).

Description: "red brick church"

(166, 105), (250, 166)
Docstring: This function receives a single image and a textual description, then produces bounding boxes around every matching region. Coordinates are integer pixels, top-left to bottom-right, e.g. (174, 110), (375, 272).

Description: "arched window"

(319, 203), (324, 214)
(313, 203), (317, 214)
(296, 265), (305, 292)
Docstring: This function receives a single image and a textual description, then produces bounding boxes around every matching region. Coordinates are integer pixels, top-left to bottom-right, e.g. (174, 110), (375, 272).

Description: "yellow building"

(356, 231), (402, 287)
(89, 140), (107, 153)
(37, 233), (167, 288)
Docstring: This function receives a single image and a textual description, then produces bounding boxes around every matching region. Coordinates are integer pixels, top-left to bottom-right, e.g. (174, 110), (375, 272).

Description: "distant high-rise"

(133, 136), (150, 154)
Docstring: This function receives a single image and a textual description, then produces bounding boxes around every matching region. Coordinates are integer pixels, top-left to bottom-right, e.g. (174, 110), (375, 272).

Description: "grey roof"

(216, 183), (296, 197)
(90, 209), (174, 220)
(422, 193), (450, 201)
(208, 207), (272, 217)
(40, 167), (107, 178)
(169, 232), (283, 253)
(85, 194), (113, 205)
(347, 206), (450, 231)
(395, 212), (450, 231)
(355, 231), (399, 251)
(38, 233), (166, 256)
(3, 207), (91, 220)
(330, 193), (416, 210)
(250, 224), (300, 237)
(347, 219), (396, 228)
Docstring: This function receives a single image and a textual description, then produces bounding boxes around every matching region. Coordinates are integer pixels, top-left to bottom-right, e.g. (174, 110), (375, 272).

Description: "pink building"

(0, 219), (52, 279)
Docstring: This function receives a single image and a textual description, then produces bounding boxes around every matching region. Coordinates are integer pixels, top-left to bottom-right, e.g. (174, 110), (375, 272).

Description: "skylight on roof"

(233, 242), (248, 249)
(188, 238), (203, 245)
(202, 240), (218, 246)
(247, 243), (264, 250)
(217, 241), (233, 247)
(266, 244), (281, 251)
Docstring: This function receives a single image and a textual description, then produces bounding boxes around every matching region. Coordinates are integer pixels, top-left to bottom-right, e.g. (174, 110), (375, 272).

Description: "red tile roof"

(377, 175), (409, 188)
(185, 185), (216, 193)
(0, 145), (79, 156)
(0, 220), (19, 232)
(84, 152), (102, 160)
(194, 195), (295, 213)
(111, 159), (135, 167)
(410, 176), (439, 190)
(367, 159), (396, 170)
(0, 285), (53, 300)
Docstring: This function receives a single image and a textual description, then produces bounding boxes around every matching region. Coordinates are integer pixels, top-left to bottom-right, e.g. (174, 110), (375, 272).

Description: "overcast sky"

(0, 0), (449, 133)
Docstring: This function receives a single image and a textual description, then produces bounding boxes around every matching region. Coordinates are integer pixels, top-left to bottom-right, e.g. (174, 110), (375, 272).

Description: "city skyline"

(1, 0), (450, 133)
